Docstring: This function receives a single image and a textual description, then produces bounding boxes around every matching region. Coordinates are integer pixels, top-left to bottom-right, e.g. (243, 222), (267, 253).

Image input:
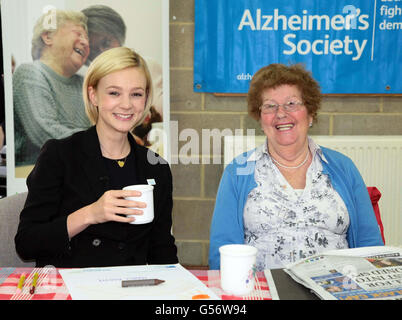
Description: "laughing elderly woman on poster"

(209, 63), (383, 271)
(13, 9), (91, 166)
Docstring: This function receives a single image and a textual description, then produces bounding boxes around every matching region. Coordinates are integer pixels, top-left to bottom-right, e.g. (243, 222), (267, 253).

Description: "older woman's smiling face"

(260, 84), (312, 151)
(44, 21), (89, 76)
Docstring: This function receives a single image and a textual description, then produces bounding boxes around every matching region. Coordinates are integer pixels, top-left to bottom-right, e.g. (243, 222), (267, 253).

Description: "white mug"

(123, 184), (154, 224)
(219, 244), (257, 296)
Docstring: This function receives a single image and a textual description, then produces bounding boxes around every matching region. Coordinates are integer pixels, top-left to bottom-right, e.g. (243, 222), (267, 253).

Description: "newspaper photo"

(284, 246), (402, 300)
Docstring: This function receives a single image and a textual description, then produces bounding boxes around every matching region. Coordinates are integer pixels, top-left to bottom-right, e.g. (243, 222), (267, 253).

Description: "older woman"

(15, 47), (177, 267)
(209, 64), (383, 270)
(13, 10), (91, 166)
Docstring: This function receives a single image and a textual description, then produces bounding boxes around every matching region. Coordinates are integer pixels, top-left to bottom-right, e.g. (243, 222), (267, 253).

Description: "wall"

(169, 0), (402, 266)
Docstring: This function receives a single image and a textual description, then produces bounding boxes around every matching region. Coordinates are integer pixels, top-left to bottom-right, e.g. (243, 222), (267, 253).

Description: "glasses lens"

(284, 100), (302, 111)
(260, 100), (303, 113)
(261, 103), (277, 114)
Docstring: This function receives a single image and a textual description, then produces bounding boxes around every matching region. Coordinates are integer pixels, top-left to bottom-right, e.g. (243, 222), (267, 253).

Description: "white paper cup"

(123, 184), (154, 224)
(219, 244), (257, 296)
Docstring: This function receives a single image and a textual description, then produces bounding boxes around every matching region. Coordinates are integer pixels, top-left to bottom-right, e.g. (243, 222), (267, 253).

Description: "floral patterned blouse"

(243, 138), (350, 270)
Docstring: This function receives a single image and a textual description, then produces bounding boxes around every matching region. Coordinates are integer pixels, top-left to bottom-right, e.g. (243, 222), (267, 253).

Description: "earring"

(309, 122), (313, 127)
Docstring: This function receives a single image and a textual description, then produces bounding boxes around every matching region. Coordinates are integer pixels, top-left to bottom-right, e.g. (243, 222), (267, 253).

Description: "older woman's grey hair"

(31, 10), (88, 60)
(81, 5), (126, 62)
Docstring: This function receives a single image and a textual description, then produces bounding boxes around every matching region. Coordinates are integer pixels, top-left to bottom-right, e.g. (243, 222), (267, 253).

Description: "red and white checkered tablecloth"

(0, 267), (71, 300)
(0, 267), (272, 300)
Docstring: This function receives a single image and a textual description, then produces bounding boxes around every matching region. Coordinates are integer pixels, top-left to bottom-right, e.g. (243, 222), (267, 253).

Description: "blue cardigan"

(209, 146), (384, 269)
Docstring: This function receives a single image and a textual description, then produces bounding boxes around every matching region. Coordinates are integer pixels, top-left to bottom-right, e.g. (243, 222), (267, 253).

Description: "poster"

(194, 0), (402, 94)
(1, 0), (170, 195)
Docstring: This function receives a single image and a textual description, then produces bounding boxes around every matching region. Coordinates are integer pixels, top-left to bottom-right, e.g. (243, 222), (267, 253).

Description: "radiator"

(224, 135), (402, 246)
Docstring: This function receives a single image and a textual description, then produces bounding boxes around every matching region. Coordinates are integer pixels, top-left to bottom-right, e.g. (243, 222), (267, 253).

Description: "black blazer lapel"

(81, 126), (110, 201)
(130, 133), (168, 186)
(129, 133), (158, 185)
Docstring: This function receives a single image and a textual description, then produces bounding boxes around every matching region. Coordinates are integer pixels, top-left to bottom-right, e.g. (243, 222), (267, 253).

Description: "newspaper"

(284, 246), (402, 300)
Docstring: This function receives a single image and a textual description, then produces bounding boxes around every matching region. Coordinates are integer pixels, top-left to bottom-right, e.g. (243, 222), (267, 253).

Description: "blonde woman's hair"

(31, 9), (88, 60)
(83, 47), (153, 129)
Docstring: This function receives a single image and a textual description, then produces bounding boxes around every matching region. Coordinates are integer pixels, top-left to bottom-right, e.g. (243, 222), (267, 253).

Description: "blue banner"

(194, 0), (402, 94)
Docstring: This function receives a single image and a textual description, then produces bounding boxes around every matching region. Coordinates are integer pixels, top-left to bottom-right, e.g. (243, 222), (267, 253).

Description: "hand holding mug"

(88, 189), (147, 224)
(123, 185), (154, 224)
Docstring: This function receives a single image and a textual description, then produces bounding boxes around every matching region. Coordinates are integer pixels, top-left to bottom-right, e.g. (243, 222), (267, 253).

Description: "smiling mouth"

(74, 47), (85, 57)
(114, 113), (133, 120)
(275, 124), (294, 131)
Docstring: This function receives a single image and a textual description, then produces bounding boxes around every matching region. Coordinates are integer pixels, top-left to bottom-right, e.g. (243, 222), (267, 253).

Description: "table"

(0, 267), (280, 300)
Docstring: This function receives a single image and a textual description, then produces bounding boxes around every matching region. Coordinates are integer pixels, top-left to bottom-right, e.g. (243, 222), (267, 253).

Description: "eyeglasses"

(259, 100), (304, 114)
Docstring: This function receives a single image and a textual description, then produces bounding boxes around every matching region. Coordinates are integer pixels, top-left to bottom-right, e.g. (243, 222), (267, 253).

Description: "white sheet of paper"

(59, 264), (220, 300)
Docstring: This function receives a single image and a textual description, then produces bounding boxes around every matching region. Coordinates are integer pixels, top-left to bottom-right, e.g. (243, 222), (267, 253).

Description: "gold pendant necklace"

(116, 156), (128, 168)
(99, 142), (130, 168)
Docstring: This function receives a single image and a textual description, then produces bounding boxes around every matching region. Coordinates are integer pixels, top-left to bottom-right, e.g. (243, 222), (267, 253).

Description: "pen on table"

(30, 272), (39, 294)
(16, 273), (26, 294)
(121, 279), (165, 288)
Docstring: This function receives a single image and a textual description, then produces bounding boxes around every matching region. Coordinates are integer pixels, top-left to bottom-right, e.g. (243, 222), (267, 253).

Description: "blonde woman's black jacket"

(15, 126), (178, 267)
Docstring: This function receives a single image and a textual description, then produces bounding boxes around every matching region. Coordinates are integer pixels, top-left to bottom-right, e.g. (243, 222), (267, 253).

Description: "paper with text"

(59, 264), (220, 300)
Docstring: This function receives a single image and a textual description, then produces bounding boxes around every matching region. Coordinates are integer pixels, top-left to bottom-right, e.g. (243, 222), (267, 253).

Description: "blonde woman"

(13, 10), (91, 166)
(15, 47), (178, 268)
